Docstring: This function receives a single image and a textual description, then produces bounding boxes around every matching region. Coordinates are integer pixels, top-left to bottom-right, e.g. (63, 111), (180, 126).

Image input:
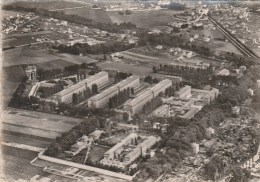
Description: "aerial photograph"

(1, 0), (260, 181)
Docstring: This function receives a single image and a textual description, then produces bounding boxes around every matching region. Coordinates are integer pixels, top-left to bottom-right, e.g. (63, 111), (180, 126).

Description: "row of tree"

(39, 84), (64, 98)
(37, 68), (62, 81)
(156, 64), (213, 86)
(72, 87), (92, 104)
(114, 72), (132, 83)
(142, 97), (162, 114)
(108, 88), (132, 109)
(8, 76), (30, 108)
(53, 41), (136, 55)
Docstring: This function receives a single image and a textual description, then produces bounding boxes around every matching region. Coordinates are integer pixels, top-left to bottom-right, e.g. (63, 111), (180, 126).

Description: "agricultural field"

(8, 1), (85, 10)
(35, 59), (75, 70)
(2, 108), (82, 142)
(3, 47), (60, 67)
(7, 1), (183, 28)
(63, 8), (182, 28)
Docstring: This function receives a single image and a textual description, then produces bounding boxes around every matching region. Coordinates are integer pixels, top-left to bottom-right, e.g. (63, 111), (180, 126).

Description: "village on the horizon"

(1, 0), (260, 182)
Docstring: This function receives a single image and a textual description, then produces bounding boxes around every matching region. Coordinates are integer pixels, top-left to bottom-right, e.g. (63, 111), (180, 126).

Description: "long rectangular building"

(88, 75), (140, 108)
(124, 136), (157, 163)
(53, 71), (109, 104)
(124, 79), (172, 115)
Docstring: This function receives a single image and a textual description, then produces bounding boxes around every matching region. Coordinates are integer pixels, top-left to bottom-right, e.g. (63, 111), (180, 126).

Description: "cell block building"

(124, 79), (172, 114)
(88, 75), (140, 108)
(53, 71), (109, 104)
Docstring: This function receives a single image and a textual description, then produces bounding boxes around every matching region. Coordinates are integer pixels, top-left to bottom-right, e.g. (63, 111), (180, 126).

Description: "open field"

(97, 61), (152, 76)
(3, 47), (61, 67)
(63, 8), (181, 28)
(212, 40), (243, 55)
(8, 1), (85, 10)
(2, 108), (82, 141)
(35, 59), (75, 70)
(3, 46), (99, 68)
(2, 133), (50, 148)
(2, 152), (46, 182)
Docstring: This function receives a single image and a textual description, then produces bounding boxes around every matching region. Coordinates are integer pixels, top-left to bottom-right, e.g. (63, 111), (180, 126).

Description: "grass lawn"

(3, 47), (61, 67)
(35, 59), (75, 70)
(89, 145), (109, 163)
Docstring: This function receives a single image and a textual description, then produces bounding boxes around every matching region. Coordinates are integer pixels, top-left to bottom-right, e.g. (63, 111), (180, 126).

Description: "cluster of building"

(153, 85), (219, 119)
(100, 133), (160, 169)
(2, 13), (40, 34)
(124, 79), (172, 114)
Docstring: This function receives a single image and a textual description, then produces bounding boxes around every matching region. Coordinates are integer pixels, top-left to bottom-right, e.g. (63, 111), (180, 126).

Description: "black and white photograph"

(1, 0), (260, 181)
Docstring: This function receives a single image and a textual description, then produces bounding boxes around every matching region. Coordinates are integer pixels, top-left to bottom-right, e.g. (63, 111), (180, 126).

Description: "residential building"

(88, 75), (140, 108)
(191, 143), (199, 154)
(217, 68), (230, 76)
(53, 71), (108, 104)
(124, 79), (172, 114)
(206, 127), (215, 138)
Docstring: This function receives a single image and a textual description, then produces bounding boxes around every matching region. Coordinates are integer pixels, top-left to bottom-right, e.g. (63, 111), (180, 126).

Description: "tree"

(92, 84), (98, 94)
(152, 66), (157, 73)
(131, 87), (135, 95)
(72, 93), (79, 104)
(123, 112), (129, 121)
(144, 76), (153, 84)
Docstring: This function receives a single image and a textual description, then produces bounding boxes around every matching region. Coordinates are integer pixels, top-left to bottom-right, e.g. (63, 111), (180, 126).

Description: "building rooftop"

(54, 71), (108, 97)
(89, 75), (139, 102)
(125, 79), (172, 107)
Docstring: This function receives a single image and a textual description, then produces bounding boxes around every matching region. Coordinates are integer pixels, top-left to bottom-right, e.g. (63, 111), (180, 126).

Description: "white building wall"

(125, 79), (172, 115)
(88, 77), (140, 108)
(54, 72), (109, 104)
